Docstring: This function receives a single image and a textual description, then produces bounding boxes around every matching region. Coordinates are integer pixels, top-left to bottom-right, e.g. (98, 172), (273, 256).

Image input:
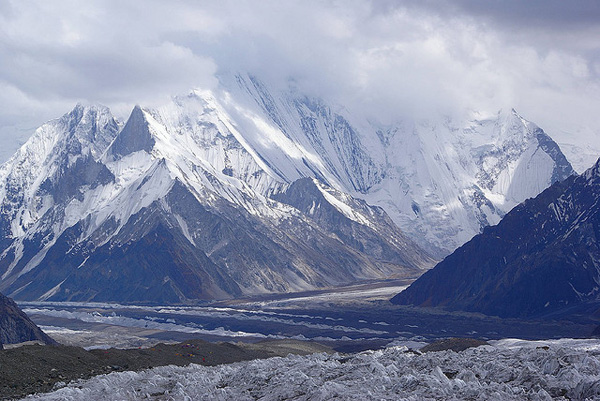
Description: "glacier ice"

(24, 338), (600, 400)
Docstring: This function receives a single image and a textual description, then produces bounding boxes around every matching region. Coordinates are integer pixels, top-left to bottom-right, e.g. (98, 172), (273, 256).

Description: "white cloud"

(0, 0), (599, 162)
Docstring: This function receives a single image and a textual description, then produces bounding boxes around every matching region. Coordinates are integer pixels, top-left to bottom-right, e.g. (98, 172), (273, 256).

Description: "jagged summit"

(55, 103), (120, 158)
(107, 105), (155, 159)
(470, 107), (575, 207)
(0, 104), (120, 240)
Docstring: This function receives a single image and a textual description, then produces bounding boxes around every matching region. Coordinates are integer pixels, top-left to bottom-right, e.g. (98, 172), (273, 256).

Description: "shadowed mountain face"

(392, 158), (600, 319)
(0, 292), (54, 346)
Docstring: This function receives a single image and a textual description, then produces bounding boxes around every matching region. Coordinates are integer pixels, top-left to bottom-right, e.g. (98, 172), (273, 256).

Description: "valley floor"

(20, 279), (597, 352)
(6, 280), (600, 400)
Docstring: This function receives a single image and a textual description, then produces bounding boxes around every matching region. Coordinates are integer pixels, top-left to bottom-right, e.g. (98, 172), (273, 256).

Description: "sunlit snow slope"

(392, 157), (600, 318)
(215, 74), (574, 256)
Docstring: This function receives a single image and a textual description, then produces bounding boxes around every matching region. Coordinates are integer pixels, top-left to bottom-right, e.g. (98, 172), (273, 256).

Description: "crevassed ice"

(27, 338), (600, 401)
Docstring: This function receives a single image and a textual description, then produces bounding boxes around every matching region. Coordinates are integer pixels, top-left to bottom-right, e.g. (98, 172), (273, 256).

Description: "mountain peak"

(64, 103), (115, 130)
(70, 102), (110, 113)
(57, 103), (120, 158)
(107, 105), (155, 159)
(0, 103), (119, 213)
(0, 79), (579, 303)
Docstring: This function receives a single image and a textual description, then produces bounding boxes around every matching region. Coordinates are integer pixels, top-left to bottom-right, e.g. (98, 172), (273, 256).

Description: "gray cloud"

(0, 0), (599, 161)
(433, 0), (600, 28)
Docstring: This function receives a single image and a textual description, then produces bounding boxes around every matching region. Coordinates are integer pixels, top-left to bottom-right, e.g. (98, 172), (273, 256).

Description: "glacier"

(23, 338), (600, 400)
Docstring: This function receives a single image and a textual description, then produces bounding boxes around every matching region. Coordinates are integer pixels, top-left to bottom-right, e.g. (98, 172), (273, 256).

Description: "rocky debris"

(0, 338), (331, 400)
(420, 337), (489, 353)
(25, 338), (600, 401)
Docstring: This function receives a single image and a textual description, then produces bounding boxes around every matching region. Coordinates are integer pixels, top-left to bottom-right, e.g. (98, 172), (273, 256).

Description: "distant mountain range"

(392, 157), (600, 319)
(0, 74), (574, 303)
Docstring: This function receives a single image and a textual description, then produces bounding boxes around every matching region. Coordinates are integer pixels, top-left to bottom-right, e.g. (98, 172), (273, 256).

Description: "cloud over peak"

(0, 0), (599, 160)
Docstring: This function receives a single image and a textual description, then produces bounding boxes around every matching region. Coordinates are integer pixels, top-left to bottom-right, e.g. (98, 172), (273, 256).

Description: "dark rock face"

(108, 105), (155, 158)
(0, 292), (54, 345)
(38, 153), (115, 204)
(392, 158), (600, 319)
(535, 129), (574, 184)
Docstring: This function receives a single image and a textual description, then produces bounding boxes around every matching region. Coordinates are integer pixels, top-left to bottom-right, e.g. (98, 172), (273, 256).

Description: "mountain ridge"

(218, 75), (575, 255)
(0, 291), (55, 346)
(0, 100), (433, 303)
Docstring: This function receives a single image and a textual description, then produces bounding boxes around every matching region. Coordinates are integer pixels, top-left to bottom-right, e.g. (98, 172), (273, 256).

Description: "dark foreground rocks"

(0, 339), (331, 400)
(420, 337), (489, 353)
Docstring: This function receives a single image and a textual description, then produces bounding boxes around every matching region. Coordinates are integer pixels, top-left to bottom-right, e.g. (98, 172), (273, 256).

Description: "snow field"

(25, 339), (600, 400)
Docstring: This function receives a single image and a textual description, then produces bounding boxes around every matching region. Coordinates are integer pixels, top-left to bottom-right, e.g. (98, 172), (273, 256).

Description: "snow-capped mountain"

(213, 74), (575, 256)
(391, 157), (600, 318)
(0, 99), (432, 303)
(0, 73), (574, 302)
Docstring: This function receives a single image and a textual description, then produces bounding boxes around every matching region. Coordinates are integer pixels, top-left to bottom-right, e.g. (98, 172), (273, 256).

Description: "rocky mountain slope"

(391, 157), (600, 319)
(0, 292), (54, 346)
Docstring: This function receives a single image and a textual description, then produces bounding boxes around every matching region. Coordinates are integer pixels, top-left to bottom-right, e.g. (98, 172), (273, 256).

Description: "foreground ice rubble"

(25, 339), (600, 400)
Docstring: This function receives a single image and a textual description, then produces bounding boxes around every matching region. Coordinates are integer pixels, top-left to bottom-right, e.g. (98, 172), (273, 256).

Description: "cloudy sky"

(1, 0), (599, 165)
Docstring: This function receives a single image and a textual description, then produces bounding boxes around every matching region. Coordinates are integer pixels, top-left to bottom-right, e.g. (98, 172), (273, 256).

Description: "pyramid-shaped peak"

(107, 105), (155, 159)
